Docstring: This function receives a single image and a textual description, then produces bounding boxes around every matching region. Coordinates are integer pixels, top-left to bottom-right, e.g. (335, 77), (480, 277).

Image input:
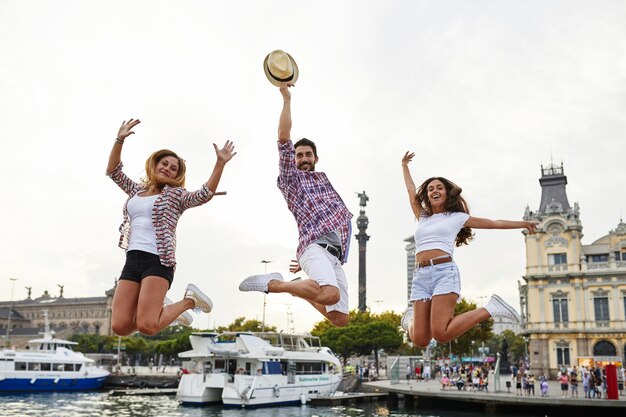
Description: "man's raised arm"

(278, 82), (293, 144)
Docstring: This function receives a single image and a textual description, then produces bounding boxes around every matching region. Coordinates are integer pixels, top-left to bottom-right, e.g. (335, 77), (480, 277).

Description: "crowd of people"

(510, 362), (624, 399)
(398, 359), (625, 400)
(439, 363), (492, 391)
(555, 365), (616, 399)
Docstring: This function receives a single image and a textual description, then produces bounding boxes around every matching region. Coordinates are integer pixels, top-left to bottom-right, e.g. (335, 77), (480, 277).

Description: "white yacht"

(176, 332), (342, 407)
(0, 312), (109, 392)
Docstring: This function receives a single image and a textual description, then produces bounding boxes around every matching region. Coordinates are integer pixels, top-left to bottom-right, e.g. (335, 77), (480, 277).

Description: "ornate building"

(520, 162), (626, 378)
(0, 286), (114, 348)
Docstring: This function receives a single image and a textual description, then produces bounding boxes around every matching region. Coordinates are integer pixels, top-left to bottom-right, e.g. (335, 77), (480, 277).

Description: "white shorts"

(299, 244), (349, 314)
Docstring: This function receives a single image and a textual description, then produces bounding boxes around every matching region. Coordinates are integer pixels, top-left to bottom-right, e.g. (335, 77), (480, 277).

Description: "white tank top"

(414, 212), (470, 255)
(127, 193), (159, 254)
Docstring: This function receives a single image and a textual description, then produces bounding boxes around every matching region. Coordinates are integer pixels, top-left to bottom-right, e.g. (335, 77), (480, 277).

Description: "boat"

(0, 311), (109, 392)
(176, 331), (342, 407)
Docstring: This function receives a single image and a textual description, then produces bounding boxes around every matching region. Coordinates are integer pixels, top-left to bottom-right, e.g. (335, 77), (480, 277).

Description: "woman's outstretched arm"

(106, 119), (141, 174)
(402, 151), (422, 219)
(205, 140), (237, 193)
(465, 216), (537, 234)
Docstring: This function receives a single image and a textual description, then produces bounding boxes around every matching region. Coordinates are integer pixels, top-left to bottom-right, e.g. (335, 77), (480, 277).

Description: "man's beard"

(297, 162), (315, 171)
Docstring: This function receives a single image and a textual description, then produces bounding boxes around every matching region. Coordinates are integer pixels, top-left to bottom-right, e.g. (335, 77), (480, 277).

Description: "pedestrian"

(406, 363), (412, 382)
(527, 373), (535, 396)
(239, 71), (353, 327)
(107, 119), (236, 336)
(424, 363), (431, 380)
(570, 369), (579, 398)
(558, 372), (569, 398)
(399, 152), (537, 345)
(516, 372), (523, 396)
(540, 374), (549, 397)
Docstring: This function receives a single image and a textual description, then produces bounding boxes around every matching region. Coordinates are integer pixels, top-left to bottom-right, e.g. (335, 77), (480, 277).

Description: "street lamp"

(260, 260), (272, 332)
(5, 278), (18, 347)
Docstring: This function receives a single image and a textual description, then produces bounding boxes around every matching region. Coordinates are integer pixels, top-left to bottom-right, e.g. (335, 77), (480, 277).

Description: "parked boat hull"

(0, 376), (108, 392)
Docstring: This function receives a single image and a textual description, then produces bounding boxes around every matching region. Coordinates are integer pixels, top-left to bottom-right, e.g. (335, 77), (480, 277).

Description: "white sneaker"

(163, 297), (193, 326)
(401, 306), (413, 332)
(238, 273), (284, 293)
(484, 294), (521, 323)
(184, 284), (213, 314)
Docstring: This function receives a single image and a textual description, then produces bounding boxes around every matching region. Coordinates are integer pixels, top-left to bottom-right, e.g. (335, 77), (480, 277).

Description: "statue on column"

(356, 191), (369, 212)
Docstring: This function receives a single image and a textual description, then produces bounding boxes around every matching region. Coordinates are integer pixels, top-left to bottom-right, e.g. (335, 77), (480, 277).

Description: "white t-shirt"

(414, 212), (470, 255)
(127, 193), (159, 254)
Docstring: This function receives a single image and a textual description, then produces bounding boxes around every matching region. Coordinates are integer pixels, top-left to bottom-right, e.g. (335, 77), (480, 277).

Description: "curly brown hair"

(415, 176), (474, 246)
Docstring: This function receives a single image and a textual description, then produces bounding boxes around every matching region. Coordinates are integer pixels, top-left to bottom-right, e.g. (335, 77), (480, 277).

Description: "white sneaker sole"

(401, 306), (413, 332)
(492, 295), (521, 323)
(185, 283), (213, 313)
(163, 297), (194, 326)
(238, 273), (284, 292)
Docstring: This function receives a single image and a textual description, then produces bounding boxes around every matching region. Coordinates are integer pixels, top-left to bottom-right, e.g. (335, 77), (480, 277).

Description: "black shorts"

(119, 250), (174, 288)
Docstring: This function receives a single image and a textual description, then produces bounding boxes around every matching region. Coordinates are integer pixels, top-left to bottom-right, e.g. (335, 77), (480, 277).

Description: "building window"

(616, 251), (626, 261)
(593, 340), (616, 356)
(594, 295), (610, 323)
(556, 347), (570, 366)
(552, 294), (569, 325)
(587, 254), (608, 263)
(548, 253), (567, 265)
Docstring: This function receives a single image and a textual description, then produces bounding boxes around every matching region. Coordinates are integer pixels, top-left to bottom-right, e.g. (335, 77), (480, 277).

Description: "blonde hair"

(143, 149), (186, 190)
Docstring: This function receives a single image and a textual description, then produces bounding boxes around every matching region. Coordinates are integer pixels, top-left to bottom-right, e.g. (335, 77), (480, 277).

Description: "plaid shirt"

(107, 162), (214, 267)
(277, 141), (353, 264)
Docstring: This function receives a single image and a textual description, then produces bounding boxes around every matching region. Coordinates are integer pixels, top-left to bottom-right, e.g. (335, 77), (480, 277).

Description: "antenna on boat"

(40, 310), (55, 339)
(286, 304), (295, 334)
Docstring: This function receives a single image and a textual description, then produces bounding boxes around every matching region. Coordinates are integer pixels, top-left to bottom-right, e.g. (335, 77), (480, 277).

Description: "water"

(0, 393), (545, 417)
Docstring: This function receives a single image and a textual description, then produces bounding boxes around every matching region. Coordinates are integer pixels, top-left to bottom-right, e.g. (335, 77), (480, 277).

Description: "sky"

(1, 0), (625, 334)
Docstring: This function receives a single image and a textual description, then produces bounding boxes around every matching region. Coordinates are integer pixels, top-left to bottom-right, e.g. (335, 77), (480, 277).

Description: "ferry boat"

(176, 332), (342, 407)
(0, 312), (109, 392)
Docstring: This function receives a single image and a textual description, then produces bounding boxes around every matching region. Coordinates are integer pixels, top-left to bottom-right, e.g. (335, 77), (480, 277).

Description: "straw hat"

(263, 50), (299, 86)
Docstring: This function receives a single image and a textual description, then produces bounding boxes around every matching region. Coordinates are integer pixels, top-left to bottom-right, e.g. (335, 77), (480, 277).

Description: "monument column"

(355, 191), (370, 312)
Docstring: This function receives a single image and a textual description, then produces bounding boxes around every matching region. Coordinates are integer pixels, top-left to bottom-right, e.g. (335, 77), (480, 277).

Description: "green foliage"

(215, 317), (277, 333)
(311, 309), (403, 363)
(485, 329), (527, 363)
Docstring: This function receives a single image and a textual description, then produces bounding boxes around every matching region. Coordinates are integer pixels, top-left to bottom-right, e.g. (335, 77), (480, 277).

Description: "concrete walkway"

(361, 376), (625, 414)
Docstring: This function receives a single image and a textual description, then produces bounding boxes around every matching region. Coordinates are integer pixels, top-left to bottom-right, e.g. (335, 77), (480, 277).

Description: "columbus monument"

(355, 191), (370, 312)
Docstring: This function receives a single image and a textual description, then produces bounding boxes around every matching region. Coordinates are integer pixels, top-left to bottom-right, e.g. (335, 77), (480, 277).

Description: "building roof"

(537, 163), (571, 216)
(0, 296), (107, 307)
(582, 244), (611, 255)
(0, 308), (28, 321)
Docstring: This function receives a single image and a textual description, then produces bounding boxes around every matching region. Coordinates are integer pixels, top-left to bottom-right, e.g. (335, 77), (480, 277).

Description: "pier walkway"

(361, 376), (625, 416)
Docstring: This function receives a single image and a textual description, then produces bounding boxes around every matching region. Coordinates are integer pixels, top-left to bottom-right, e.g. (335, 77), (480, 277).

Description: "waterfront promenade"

(361, 376), (625, 415)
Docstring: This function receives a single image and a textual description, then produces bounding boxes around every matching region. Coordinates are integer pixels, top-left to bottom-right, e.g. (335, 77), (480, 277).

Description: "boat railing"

(205, 332), (322, 352)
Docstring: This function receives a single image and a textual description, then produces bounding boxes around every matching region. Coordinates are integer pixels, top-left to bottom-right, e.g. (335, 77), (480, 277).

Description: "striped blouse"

(107, 162), (214, 267)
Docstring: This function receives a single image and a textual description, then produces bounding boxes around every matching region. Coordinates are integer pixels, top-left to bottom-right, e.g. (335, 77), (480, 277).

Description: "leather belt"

(416, 255), (453, 269)
(317, 243), (342, 259)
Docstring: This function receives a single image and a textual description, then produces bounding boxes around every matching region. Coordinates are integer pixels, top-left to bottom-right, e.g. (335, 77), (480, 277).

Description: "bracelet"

(115, 137), (124, 145)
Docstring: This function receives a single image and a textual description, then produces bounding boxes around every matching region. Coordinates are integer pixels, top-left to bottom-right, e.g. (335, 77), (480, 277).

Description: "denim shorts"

(119, 250), (174, 288)
(410, 261), (461, 302)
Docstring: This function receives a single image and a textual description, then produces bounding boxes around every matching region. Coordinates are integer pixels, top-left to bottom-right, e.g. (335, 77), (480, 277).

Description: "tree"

(215, 316), (277, 333)
(355, 321), (403, 370)
(312, 309), (403, 366)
